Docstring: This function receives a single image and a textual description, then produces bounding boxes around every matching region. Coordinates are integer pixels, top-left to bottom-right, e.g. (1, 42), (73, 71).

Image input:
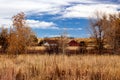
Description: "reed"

(0, 54), (120, 80)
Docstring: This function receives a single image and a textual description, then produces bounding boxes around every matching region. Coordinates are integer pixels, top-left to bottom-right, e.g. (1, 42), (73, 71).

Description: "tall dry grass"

(0, 54), (120, 80)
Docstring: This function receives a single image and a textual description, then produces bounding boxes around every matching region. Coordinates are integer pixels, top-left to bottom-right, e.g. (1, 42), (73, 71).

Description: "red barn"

(68, 40), (79, 46)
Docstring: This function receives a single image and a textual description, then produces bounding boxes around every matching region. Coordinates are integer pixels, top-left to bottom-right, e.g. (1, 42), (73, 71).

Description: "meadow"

(0, 54), (120, 80)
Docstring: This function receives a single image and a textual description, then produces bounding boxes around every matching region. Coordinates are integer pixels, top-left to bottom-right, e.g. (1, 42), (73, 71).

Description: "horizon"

(0, 0), (120, 38)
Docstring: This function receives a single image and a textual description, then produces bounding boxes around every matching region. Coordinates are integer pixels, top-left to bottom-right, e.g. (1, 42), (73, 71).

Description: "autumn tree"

(105, 13), (120, 53)
(0, 27), (9, 52)
(29, 34), (38, 46)
(89, 12), (107, 54)
(7, 12), (34, 54)
(90, 11), (120, 54)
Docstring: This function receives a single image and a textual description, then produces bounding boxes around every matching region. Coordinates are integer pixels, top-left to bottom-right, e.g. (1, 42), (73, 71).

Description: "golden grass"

(27, 46), (46, 50)
(0, 54), (120, 80)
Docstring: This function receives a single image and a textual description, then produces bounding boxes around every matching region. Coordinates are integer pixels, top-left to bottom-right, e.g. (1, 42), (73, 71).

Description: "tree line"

(0, 12), (38, 55)
(0, 12), (120, 55)
(90, 12), (120, 54)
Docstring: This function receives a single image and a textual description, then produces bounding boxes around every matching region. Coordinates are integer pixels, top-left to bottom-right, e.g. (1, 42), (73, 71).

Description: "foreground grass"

(0, 54), (120, 80)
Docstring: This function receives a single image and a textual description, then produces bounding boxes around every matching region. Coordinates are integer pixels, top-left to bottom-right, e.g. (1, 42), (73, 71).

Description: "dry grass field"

(0, 54), (120, 80)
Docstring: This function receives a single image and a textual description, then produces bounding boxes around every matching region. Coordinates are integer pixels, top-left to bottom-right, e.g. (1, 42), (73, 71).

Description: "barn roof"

(68, 40), (79, 46)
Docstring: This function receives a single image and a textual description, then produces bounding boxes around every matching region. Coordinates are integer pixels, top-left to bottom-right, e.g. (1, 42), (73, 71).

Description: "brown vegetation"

(0, 12), (37, 54)
(89, 12), (120, 54)
(0, 54), (120, 80)
(7, 12), (34, 54)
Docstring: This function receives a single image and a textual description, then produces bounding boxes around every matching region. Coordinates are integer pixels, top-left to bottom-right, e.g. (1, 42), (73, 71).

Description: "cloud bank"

(0, 0), (119, 28)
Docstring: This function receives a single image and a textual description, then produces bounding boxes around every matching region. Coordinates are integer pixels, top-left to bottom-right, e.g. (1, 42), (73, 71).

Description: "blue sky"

(0, 0), (119, 38)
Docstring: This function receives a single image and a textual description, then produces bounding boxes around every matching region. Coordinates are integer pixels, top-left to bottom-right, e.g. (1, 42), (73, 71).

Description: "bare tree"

(59, 28), (68, 54)
(90, 11), (120, 54)
(89, 12), (107, 54)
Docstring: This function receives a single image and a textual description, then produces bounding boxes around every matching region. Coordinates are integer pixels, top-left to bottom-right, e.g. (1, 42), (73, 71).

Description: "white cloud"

(60, 27), (82, 30)
(61, 4), (120, 18)
(0, 0), (119, 19)
(0, 18), (82, 30)
(0, 18), (12, 28)
(26, 20), (57, 29)
(47, 35), (61, 37)
(0, 0), (119, 28)
(0, 19), (58, 29)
